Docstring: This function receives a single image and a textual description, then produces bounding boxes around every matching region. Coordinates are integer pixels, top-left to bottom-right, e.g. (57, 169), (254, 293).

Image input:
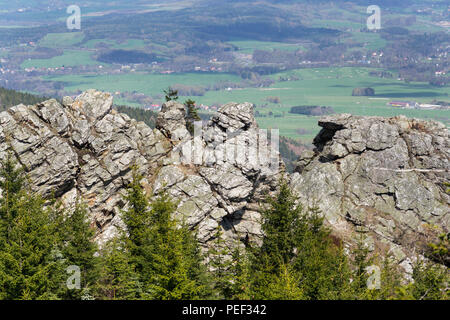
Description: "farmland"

(44, 66), (449, 143)
(21, 50), (101, 69)
(1, 0), (448, 144)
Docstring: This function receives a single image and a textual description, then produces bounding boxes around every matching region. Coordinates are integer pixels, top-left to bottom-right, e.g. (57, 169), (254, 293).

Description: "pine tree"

(207, 226), (235, 299)
(58, 203), (100, 300)
(142, 193), (209, 299)
(0, 153), (25, 235)
(185, 99), (201, 135)
(406, 259), (448, 300)
(96, 238), (141, 300)
(119, 168), (211, 300)
(264, 264), (304, 300)
(228, 245), (253, 300)
(164, 87), (178, 102)
(0, 155), (65, 300)
(250, 181), (353, 300)
(349, 234), (373, 298)
(291, 207), (353, 300)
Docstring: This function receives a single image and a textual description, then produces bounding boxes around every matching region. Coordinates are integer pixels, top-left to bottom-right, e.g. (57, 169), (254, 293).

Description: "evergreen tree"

(228, 246), (253, 300)
(250, 181), (353, 300)
(208, 226), (235, 299)
(58, 203), (100, 300)
(365, 255), (403, 300)
(291, 207), (353, 300)
(0, 155), (65, 300)
(401, 260), (448, 300)
(350, 234), (373, 298)
(119, 168), (211, 300)
(264, 264), (304, 300)
(164, 87), (178, 102)
(0, 87), (49, 112)
(185, 99), (201, 135)
(96, 238), (141, 300)
(0, 153), (25, 234)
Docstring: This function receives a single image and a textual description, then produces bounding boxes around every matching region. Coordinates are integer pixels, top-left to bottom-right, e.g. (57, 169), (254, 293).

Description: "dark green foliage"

(289, 105), (335, 116)
(97, 50), (162, 64)
(58, 203), (100, 300)
(0, 155), (102, 300)
(0, 153), (26, 230)
(0, 155), (64, 299)
(112, 168), (212, 300)
(95, 238), (141, 300)
(0, 156), (448, 301)
(0, 87), (49, 112)
(249, 182), (353, 300)
(164, 87), (178, 102)
(114, 105), (157, 129)
(185, 99), (201, 135)
(256, 182), (304, 273)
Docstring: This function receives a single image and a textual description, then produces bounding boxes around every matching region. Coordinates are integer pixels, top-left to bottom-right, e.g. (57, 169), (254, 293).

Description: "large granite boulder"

(291, 114), (449, 269)
(0, 90), (284, 250)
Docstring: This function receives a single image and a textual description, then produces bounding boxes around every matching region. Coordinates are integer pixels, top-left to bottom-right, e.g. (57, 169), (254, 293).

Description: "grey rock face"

(156, 100), (190, 141)
(0, 91), (283, 249)
(1, 91), (447, 268)
(291, 114), (449, 267)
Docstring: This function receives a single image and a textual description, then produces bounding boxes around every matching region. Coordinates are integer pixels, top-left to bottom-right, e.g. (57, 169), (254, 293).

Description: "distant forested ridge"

(0, 87), (49, 112)
(114, 105), (158, 129)
(289, 105), (335, 116)
(97, 50), (162, 64)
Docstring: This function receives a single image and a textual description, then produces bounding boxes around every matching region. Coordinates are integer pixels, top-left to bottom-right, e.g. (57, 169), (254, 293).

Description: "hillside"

(0, 87), (48, 112)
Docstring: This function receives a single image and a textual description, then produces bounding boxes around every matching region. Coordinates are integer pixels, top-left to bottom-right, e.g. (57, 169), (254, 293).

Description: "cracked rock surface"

(291, 113), (449, 267)
(0, 90), (283, 249)
(1, 91), (448, 267)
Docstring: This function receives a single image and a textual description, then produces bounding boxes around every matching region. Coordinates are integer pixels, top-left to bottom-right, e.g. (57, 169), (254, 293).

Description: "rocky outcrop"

(1, 90), (448, 269)
(291, 114), (449, 269)
(0, 90), (283, 249)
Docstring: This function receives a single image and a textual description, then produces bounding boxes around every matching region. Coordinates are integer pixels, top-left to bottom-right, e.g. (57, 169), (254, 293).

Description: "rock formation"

(291, 113), (449, 269)
(0, 90), (448, 269)
(0, 90), (283, 250)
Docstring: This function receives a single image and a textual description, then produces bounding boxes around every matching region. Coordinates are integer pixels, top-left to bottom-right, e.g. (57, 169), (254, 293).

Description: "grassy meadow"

(21, 49), (101, 69)
(44, 66), (448, 143)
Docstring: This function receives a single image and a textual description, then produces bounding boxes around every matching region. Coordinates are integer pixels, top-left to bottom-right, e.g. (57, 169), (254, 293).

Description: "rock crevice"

(291, 113), (449, 267)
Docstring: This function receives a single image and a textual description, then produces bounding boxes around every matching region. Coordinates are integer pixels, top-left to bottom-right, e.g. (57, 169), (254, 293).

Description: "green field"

(82, 39), (147, 50)
(185, 67), (449, 141)
(44, 72), (241, 95)
(45, 67), (449, 143)
(228, 40), (305, 54)
(21, 50), (101, 69)
(344, 32), (387, 51)
(38, 32), (85, 48)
